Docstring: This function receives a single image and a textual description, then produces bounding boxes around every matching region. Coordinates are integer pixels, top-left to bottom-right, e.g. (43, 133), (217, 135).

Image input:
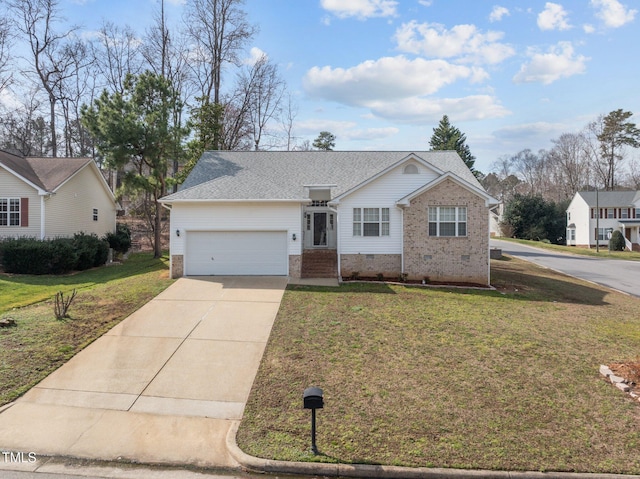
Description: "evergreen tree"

(429, 115), (477, 174)
(82, 72), (188, 258)
(313, 131), (336, 151)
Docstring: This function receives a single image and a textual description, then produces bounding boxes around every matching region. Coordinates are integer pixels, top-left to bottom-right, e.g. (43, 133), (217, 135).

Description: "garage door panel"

(186, 231), (287, 276)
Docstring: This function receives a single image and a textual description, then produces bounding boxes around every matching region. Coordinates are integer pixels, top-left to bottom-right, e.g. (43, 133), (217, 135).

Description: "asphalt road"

(491, 239), (640, 298)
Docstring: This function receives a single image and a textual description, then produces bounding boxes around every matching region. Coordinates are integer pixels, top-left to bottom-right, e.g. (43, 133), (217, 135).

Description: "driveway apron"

(0, 276), (287, 469)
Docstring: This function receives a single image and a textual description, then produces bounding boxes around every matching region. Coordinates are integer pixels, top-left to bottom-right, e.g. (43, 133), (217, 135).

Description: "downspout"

(400, 206), (404, 274)
(40, 195), (46, 240)
(328, 206), (340, 280)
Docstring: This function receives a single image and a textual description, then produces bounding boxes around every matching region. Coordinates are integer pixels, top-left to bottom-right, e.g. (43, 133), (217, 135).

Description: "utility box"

(303, 387), (324, 409)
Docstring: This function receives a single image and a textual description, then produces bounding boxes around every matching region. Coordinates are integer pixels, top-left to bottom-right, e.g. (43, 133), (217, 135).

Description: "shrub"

(609, 230), (625, 251)
(105, 223), (132, 255)
(0, 234), (109, 274)
(49, 238), (77, 274)
(1, 237), (54, 274)
(73, 233), (109, 270)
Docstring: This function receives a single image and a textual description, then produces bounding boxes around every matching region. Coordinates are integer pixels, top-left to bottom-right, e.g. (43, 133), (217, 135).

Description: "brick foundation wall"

(171, 254), (184, 279)
(340, 254), (401, 278)
(403, 179), (489, 285)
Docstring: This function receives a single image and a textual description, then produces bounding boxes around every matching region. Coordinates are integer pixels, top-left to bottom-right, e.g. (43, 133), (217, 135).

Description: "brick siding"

(340, 254), (402, 278)
(403, 179), (489, 285)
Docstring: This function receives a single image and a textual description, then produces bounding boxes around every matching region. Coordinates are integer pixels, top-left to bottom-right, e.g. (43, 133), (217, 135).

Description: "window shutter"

(20, 198), (28, 227)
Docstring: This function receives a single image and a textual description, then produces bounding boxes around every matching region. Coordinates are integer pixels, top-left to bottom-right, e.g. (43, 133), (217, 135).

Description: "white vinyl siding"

(44, 164), (116, 238)
(338, 160), (439, 255)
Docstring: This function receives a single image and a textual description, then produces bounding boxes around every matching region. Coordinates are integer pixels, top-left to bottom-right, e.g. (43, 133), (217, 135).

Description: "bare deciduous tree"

(0, 12), (14, 92)
(91, 21), (143, 95)
(238, 53), (285, 150)
(10, 0), (80, 157)
(185, 0), (256, 148)
(546, 132), (591, 200)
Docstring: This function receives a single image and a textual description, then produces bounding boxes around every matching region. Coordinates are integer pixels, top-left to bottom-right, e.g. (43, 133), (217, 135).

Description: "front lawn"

(238, 256), (640, 474)
(0, 253), (173, 405)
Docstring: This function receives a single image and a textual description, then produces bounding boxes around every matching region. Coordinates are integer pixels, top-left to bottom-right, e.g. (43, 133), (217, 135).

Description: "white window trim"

(429, 206), (467, 237)
(352, 207), (390, 237)
(0, 197), (20, 227)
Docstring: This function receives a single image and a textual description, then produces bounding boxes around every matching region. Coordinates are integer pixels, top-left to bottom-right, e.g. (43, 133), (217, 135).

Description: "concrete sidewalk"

(0, 276), (288, 471)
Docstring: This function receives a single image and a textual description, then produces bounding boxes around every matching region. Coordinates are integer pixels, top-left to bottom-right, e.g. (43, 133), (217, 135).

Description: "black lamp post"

(303, 386), (324, 455)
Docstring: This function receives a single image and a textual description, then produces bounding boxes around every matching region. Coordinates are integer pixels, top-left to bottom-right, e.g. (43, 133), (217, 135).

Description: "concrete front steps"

(301, 249), (338, 278)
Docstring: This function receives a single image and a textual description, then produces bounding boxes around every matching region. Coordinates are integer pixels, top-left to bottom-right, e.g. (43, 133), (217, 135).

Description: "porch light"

(292, 233), (297, 241)
(176, 229), (180, 237)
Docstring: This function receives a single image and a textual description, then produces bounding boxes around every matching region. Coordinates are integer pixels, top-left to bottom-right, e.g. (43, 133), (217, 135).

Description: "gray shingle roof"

(163, 150), (480, 201)
(577, 190), (638, 207)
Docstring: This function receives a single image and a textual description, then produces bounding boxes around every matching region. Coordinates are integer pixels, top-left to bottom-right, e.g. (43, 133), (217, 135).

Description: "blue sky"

(37, 0), (640, 172)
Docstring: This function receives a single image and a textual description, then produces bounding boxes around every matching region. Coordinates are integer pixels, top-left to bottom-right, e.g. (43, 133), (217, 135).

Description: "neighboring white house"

(160, 151), (498, 285)
(0, 149), (117, 240)
(566, 190), (640, 251)
(489, 202), (504, 237)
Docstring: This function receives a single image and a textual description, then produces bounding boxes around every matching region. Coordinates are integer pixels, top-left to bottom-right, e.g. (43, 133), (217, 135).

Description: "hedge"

(0, 234), (110, 275)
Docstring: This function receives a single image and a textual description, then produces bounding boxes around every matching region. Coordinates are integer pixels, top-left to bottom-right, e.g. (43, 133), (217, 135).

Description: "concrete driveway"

(0, 276), (288, 470)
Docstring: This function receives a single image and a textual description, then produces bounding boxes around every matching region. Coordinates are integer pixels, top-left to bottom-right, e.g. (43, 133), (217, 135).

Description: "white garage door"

(185, 231), (288, 276)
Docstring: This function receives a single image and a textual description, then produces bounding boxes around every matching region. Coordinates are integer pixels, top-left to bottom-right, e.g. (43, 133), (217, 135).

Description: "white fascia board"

(158, 198), (309, 205)
(0, 163), (48, 195)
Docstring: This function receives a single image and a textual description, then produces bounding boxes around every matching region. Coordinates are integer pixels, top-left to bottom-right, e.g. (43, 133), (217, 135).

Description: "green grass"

(0, 253), (171, 314)
(496, 237), (640, 261)
(238, 257), (640, 474)
(0, 253), (173, 405)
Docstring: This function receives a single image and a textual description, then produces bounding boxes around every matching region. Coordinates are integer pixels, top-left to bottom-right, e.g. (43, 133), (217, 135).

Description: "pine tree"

(429, 115), (477, 174)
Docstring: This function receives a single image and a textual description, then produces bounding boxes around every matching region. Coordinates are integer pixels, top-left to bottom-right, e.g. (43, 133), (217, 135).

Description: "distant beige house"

(566, 190), (640, 251)
(0, 149), (117, 240)
(160, 151), (498, 285)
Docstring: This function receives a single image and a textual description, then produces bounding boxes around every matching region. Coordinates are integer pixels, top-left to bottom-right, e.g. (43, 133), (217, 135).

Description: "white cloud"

(489, 6), (510, 23)
(296, 119), (399, 141)
(304, 56), (484, 106)
(244, 47), (267, 65)
(418, 0), (433, 7)
(583, 23), (596, 33)
(367, 95), (510, 123)
(513, 42), (588, 85)
(591, 0), (636, 28)
(537, 2), (572, 30)
(320, 0), (398, 20)
(302, 55), (509, 123)
(394, 21), (515, 65)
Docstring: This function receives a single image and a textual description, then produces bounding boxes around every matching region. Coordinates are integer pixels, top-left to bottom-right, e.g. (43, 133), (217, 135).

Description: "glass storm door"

(313, 212), (327, 246)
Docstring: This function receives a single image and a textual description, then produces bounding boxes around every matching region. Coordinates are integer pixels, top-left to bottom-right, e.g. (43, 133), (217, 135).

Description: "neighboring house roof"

(0, 149), (95, 194)
(163, 150), (481, 202)
(575, 190), (638, 207)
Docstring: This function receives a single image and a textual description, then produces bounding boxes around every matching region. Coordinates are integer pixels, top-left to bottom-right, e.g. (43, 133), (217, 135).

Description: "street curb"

(226, 422), (640, 479)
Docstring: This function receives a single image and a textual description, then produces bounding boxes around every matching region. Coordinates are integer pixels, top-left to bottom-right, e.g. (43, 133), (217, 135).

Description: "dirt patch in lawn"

(609, 361), (640, 386)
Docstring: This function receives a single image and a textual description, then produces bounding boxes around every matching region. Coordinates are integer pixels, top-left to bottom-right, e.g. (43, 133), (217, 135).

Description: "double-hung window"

(0, 198), (20, 226)
(429, 206), (467, 237)
(353, 208), (389, 236)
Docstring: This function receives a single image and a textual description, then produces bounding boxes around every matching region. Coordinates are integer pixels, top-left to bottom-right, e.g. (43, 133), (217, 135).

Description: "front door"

(304, 210), (336, 248)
